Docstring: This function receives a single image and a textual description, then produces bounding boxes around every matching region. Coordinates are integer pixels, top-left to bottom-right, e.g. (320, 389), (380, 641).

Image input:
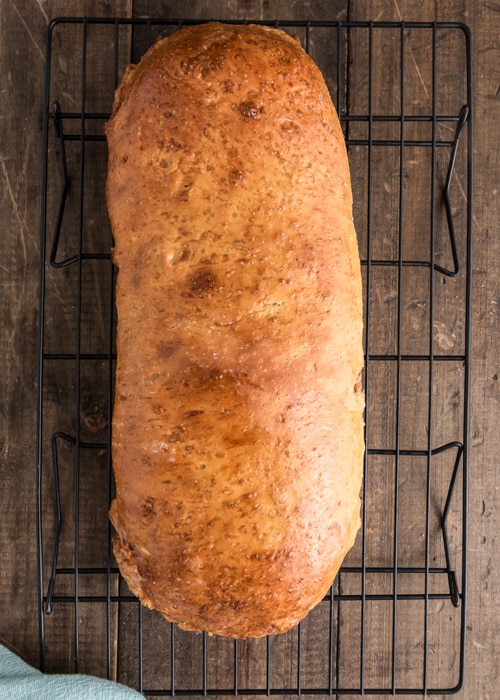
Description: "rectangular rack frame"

(37, 18), (473, 696)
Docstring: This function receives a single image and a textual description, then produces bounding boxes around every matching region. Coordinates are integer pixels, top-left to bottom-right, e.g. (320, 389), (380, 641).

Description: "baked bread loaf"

(106, 22), (364, 639)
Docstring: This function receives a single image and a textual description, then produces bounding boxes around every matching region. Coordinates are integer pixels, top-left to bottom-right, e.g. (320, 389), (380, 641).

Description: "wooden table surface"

(1, 1), (498, 698)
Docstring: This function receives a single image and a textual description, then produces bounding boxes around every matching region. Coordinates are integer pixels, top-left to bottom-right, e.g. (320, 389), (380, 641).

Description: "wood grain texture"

(0, 0), (132, 672)
(346, 4), (497, 700)
(1, 0), (499, 698)
(462, 1), (500, 698)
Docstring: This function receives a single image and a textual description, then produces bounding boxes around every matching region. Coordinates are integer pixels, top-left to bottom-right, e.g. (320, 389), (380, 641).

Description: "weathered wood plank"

(0, 0), (132, 674)
(456, 0), (500, 698)
(337, 2), (472, 697)
(38, 7), (129, 677)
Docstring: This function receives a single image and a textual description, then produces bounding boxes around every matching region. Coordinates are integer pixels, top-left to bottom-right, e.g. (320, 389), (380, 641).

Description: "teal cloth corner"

(0, 645), (144, 699)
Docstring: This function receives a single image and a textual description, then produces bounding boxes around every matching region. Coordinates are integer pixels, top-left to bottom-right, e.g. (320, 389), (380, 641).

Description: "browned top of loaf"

(106, 22), (364, 638)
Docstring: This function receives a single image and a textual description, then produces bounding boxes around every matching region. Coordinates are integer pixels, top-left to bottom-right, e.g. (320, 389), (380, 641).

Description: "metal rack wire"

(37, 18), (473, 696)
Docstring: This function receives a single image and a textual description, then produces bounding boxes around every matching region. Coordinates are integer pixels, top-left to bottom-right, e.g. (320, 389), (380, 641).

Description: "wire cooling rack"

(37, 18), (472, 697)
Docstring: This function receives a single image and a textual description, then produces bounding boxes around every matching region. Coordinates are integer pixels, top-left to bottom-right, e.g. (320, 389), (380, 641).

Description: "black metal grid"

(37, 18), (473, 696)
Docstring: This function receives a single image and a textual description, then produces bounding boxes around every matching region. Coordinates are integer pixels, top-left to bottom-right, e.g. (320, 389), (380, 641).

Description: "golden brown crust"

(105, 22), (364, 638)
